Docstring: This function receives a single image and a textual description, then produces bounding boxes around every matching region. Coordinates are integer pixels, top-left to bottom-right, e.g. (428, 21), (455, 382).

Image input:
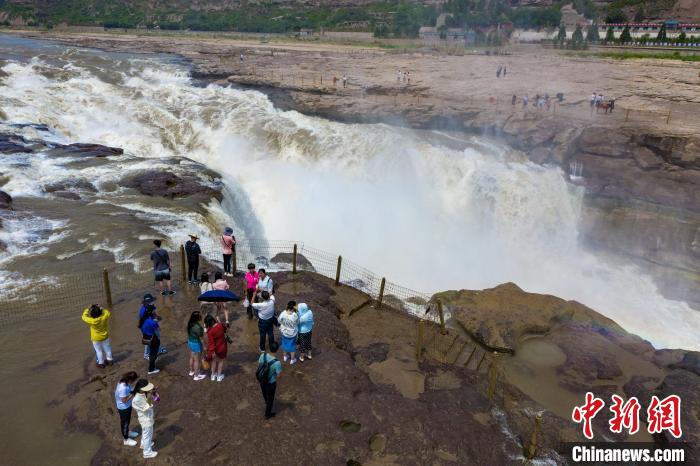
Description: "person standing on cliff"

(342, 75), (348, 88)
(511, 94), (517, 106)
(589, 92), (597, 115)
(132, 379), (158, 458)
(82, 304), (113, 368)
(252, 291), (276, 352)
(150, 240), (174, 296)
(221, 227), (235, 276)
(115, 371), (140, 447)
(522, 94), (529, 108)
(185, 233), (201, 285)
(256, 341), (282, 420)
(244, 263), (259, 319)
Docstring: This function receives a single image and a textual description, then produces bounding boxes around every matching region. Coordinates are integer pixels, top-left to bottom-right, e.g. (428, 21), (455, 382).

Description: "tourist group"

(81, 228), (315, 458)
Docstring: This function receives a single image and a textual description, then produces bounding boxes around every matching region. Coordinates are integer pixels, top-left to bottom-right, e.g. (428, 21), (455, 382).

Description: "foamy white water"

(1, 45), (698, 350)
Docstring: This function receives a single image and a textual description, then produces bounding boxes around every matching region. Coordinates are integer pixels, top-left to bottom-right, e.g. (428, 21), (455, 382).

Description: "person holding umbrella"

(185, 234), (201, 285)
(212, 271), (231, 324)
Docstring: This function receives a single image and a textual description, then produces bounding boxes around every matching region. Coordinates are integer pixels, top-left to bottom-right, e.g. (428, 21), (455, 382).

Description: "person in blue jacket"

(138, 294), (166, 360)
(139, 304), (162, 375)
(296, 303), (314, 361)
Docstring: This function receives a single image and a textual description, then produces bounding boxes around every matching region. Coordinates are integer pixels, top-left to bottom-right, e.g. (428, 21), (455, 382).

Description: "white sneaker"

(188, 371), (195, 377)
(147, 369), (160, 375)
(123, 438), (137, 446)
(143, 451), (158, 458)
(128, 431), (139, 438)
(216, 374), (225, 382)
(299, 355), (305, 362)
(211, 374), (216, 381)
(283, 354), (289, 362)
(290, 358), (297, 365)
(194, 374), (206, 381)
(307, 352), (312, 359)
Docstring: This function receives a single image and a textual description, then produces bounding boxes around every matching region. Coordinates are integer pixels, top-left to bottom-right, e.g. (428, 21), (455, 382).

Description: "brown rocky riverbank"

(52, 269), (700, 465)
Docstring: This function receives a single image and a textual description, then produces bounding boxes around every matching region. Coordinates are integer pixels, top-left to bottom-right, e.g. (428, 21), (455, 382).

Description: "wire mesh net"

(0, 238), (441, 325)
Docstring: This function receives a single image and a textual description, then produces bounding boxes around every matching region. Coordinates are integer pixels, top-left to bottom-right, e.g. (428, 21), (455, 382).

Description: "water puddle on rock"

(502, 336), (580, 420)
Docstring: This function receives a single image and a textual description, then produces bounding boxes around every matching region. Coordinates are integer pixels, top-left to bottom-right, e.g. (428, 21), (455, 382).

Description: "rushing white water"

(1, 45), (698, 350)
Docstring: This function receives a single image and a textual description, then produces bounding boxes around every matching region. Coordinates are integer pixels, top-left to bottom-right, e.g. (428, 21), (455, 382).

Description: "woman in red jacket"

(205, 314), (228, 382)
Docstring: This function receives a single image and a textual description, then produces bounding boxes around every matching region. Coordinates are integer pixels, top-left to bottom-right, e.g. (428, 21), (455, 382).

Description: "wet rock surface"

(119, 170), (223, 201)
(653, 366), (700, 460)
(270, 252), (315, 271)
(65, 271), (526, 465)
(44, 178), (98, 194)
(0, 133), (33, 154)
(0, 190), (12, 209)
(45, 143), (124, 158)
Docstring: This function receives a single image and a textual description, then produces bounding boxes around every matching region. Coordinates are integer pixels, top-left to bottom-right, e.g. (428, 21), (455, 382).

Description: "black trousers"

(118, 407), (132, 439)
(259, 381), (277, 417)
(148, 334), (160, 372)
(246, 288), (255, 319)
(258, 318), (275, 352)
(222, 254), (232, 274)
(187, 259), (199, 282)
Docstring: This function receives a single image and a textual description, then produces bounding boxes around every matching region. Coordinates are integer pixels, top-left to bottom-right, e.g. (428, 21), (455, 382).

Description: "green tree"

(619, 25), (632, 44)
(657, 24), (667, 42)
(557, 24), (566, 44)
(677, 31), (687, 44)
(572, 24), (584, 45)
(634, 7), (645, 22)
(605, 8), (627, 24)
(586, 23), (600, 43)
(605, 26), (615, 43)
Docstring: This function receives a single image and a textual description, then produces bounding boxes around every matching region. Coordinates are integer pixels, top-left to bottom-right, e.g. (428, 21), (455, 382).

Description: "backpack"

(256, 354), (277, 383)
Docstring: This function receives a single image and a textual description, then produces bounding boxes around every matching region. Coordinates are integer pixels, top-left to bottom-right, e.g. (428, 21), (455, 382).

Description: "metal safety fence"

(0, 237), (446, 327)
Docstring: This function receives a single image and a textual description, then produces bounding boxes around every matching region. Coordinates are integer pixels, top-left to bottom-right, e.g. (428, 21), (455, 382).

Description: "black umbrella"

(197, 290), (240, 302)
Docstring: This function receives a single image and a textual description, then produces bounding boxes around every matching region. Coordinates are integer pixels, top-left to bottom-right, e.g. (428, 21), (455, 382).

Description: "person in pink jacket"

(220, 227), (236, 276)
(212, 271), (230, 324)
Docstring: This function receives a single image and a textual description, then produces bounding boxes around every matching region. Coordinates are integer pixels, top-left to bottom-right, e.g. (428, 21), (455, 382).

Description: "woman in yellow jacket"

(82, 304), (113, 368)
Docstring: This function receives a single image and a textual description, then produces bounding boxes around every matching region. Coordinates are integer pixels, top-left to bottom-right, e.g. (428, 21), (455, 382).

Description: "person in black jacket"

(185, 234), (202, 284)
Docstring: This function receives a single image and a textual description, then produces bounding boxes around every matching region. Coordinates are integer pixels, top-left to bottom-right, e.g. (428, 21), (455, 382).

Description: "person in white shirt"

(252, 292), (276, 352)
(278, 301), (300, 365)
(256, 269), (273, 300)
(131, 379), (158, 459)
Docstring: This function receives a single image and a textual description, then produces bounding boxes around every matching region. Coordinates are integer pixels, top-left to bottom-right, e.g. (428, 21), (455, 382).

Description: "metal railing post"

(179, 245), (186, 284)
(416, 320), (424, 361)
(487, 352), (499, 402)
(437, 298), (446, 334)
(232, 247), (237, 275)
(527, 415), (543, 460)
(102, 268), (113, 309)
(292, 243), (298, 274)
(335, 255), (342, 286)
(377, 277), (386, 308)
